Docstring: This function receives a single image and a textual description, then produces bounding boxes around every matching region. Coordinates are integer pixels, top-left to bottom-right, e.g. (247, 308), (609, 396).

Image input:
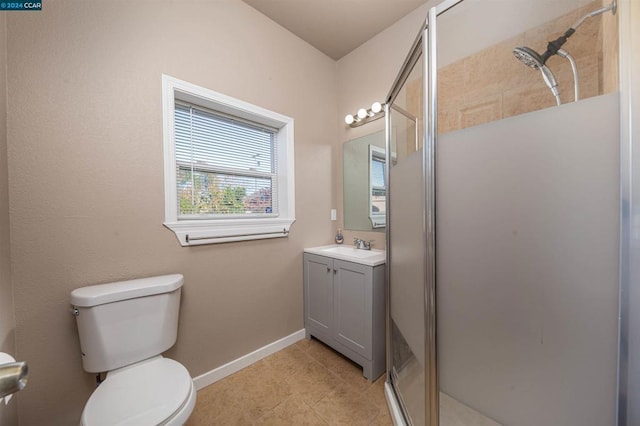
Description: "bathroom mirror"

(343, 130), (386, 232)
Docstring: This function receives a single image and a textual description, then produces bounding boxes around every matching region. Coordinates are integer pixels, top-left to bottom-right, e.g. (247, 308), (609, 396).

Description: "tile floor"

(186, 337), (392, 425)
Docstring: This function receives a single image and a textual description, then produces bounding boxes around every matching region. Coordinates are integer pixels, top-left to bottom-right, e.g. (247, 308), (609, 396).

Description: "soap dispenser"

(335, 228), (344, 244)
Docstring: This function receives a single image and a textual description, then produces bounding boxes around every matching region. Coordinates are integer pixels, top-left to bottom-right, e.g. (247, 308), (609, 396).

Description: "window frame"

(161, 75), (295, 246)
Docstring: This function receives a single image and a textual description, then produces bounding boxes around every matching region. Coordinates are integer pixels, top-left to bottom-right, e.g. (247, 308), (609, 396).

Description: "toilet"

(70, 274), (196, 425)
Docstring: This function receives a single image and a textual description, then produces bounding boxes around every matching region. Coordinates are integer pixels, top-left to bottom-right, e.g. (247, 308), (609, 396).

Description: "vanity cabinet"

(303, 252), (386, 380)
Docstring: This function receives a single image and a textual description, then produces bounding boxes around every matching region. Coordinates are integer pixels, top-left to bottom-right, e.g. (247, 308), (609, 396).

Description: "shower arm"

(571, 1), (616, 31)
(557, 49), (579, 102)
(541, 1), (616, 64)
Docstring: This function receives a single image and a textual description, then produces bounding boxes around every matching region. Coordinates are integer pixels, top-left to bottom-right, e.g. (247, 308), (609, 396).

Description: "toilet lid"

(82, 357), (192, 426)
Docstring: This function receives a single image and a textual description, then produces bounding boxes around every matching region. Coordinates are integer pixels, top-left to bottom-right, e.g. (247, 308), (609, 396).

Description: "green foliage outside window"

(177, 168), (271, 216)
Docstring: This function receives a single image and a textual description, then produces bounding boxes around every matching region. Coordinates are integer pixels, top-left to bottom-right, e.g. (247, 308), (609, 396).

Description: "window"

(162, 75), (295, 246)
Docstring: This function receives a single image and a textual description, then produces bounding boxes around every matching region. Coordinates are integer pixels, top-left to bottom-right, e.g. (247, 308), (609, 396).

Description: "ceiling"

(241, 0), (426, 60)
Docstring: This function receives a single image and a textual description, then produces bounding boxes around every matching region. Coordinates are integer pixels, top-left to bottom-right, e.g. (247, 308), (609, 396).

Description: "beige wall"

(0, 12), (18, 426)
(5, 1), (337, 424)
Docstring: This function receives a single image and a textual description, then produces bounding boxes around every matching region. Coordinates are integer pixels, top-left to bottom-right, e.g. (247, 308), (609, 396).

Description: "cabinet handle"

(334, 269), (337, 274)
(327, 267), (331, 273)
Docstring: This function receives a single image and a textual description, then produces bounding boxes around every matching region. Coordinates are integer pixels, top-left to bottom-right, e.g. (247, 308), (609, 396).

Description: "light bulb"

(371, 102), (382, 113)
(357, 108), (368, 119)
(344, 114), (355, 125)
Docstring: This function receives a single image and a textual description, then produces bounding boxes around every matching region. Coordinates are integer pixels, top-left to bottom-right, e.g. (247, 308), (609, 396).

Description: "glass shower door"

(385, 1), (621, 425)
(387, 45), (426, 425)
(433, 0), (619, 425)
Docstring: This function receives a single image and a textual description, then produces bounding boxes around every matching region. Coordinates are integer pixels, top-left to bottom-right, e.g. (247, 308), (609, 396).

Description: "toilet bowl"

(80, 357), (196, 426)
(71, 274), (195, 425)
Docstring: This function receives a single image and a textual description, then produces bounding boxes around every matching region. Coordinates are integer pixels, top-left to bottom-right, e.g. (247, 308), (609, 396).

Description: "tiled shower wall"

(406, 0), (618, 136)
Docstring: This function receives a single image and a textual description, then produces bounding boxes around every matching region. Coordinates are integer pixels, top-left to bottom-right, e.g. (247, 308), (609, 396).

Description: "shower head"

(513, 1), (616, 70)
(513, 46), (544, 70)
(512, 1), (616, 107)
(513, 46), (561, 105)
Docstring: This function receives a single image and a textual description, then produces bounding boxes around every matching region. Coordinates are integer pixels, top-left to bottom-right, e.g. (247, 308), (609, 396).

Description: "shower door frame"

(384, 30), (425, 423)
(385, 1), (465, 424)
(385, 0), (637, 425)
(617, 1), (639, 425)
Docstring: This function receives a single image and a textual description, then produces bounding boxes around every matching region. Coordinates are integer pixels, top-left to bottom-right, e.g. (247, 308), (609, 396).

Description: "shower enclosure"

(384, 0), (638, 424)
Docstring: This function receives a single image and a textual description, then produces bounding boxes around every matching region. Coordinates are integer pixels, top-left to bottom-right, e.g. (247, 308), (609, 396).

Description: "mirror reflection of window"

(369, 145), (386, 228)
(343, 130), (386, 232)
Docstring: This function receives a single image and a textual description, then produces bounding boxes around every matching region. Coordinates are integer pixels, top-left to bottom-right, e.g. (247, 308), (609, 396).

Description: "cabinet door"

(304, 254), (334, 333)
(333, 259), (372, 358)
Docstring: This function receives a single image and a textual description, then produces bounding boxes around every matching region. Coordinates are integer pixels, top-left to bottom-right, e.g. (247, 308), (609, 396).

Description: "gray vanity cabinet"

(304, 254), (334, 334)
(303, 252), (386, 381)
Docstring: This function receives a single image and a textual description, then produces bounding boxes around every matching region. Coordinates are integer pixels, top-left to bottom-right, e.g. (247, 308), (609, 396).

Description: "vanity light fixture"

(344, 102), (385, 128)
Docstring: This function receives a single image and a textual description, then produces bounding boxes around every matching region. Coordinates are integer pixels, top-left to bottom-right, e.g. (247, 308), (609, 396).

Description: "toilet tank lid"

(71, 274), (184, 307)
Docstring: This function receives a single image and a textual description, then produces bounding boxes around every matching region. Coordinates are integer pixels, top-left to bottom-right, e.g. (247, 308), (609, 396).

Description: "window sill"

(164, 218), (295, 246)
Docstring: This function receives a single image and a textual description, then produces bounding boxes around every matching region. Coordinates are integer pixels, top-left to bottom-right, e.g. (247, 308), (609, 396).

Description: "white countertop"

(304, 244), (386, 267)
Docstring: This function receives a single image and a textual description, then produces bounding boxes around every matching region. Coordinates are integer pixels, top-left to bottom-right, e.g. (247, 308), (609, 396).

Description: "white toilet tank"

(71, 274), (184, 373)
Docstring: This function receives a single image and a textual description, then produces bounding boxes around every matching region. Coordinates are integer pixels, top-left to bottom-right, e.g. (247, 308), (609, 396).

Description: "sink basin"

(322, 246), (380, 258)
(304, 245), (385, 266)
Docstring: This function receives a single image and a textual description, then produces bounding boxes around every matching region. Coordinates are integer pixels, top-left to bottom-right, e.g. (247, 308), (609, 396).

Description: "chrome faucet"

(353, 238), (373, 250)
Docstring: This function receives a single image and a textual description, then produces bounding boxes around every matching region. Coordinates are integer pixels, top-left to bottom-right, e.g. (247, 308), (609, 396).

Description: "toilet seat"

(81, 356), (196, 426)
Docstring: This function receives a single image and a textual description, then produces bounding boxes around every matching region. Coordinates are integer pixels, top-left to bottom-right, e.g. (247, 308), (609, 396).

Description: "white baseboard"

(192, 329), (306, 390)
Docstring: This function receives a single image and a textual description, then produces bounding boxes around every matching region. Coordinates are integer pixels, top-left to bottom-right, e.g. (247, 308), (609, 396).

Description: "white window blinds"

(174, 102), (278, 218)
